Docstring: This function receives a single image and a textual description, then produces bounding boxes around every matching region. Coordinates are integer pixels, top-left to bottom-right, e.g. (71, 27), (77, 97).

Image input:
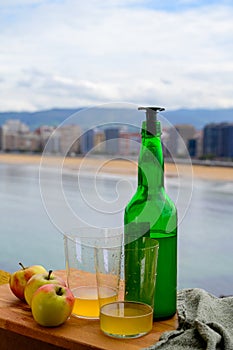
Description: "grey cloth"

(145, 288), (233, 350)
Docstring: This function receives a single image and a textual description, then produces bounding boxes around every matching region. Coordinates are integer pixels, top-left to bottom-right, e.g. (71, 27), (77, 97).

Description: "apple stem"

(56, 287), (63, 296)
(19, 262), (25, 270)
(47, 270), (53, 280)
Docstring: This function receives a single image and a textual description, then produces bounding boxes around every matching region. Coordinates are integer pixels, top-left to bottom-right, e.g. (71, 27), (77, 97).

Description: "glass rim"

(64, 226), (123, 238)
(63, 228), (123, 248)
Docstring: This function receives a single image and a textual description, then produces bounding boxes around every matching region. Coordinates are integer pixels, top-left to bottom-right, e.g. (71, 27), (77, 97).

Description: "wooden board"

(0, 271), (178, 350)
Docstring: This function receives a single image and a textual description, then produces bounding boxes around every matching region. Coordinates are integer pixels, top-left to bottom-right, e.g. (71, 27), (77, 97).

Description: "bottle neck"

(138, 122), (164, 192)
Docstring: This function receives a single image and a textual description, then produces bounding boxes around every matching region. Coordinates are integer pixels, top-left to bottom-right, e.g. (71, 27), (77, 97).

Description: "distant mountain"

(0, 107), (232, 130)
(164, 108), (233, 129)
(0, 108), (79, 130)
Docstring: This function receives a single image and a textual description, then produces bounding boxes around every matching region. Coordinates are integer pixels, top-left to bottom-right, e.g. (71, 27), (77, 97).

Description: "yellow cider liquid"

(100, 302), (153, 337)
(72, 286), (117, 318)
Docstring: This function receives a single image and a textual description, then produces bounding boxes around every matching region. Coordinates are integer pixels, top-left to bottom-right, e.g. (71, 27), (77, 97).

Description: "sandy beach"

(0, 153), (232, 182)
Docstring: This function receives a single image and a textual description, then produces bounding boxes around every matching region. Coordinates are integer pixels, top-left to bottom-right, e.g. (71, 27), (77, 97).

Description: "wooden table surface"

(0, 270), (178, 350)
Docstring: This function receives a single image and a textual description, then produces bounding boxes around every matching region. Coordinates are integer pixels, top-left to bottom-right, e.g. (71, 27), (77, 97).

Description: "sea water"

(0, 162), (232, 296)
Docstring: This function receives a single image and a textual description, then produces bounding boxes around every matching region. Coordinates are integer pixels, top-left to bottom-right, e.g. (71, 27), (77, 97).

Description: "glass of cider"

(100, 301), (153, 338)
(64, 227), (123, 319)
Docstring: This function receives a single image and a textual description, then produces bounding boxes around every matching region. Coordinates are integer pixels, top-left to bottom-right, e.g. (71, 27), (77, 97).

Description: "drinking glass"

(99, 237), (159, 338)
(64, 227), (123, 319)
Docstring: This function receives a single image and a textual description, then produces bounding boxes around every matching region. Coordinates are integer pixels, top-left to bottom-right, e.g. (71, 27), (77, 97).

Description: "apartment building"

(0, 119), (39, 152)
(203, 123), (233, 158)
(118, 131), (141, 156)
(166, 124), (196, 158)
(59, 124), (81, 155)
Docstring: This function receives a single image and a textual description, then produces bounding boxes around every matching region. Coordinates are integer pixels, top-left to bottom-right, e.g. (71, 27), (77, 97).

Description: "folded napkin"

(145, 288), (233, 350)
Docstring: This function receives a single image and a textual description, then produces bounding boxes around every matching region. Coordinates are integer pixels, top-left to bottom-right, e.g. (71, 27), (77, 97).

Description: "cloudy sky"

(0, 0), (233, 112)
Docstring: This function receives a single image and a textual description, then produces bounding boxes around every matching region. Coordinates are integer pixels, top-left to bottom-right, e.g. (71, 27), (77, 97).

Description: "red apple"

(31, 284), (75, 327)
(9, 263), (47, 301)
(24, 270), (66, 306)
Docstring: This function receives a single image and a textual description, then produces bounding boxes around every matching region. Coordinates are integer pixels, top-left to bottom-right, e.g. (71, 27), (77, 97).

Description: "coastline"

(0, 153), (233, 182)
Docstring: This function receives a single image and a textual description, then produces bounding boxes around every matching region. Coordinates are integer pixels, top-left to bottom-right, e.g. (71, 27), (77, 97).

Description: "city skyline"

(0, 1), (233, 112)
(1, 117), (232, 160)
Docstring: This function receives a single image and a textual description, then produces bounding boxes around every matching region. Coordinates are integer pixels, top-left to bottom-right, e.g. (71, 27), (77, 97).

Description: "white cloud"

(0, 1), (233, 111)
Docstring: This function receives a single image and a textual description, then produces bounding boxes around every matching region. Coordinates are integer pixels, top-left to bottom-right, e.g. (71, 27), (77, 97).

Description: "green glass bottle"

(124, 106), (177, 319)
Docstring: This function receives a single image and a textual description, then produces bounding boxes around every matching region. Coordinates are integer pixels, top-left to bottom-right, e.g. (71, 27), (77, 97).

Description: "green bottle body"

(124, 122), (177, 319)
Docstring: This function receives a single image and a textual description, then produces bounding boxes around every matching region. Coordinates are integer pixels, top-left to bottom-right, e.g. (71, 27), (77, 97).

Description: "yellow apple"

(31, 284), (74, 327)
